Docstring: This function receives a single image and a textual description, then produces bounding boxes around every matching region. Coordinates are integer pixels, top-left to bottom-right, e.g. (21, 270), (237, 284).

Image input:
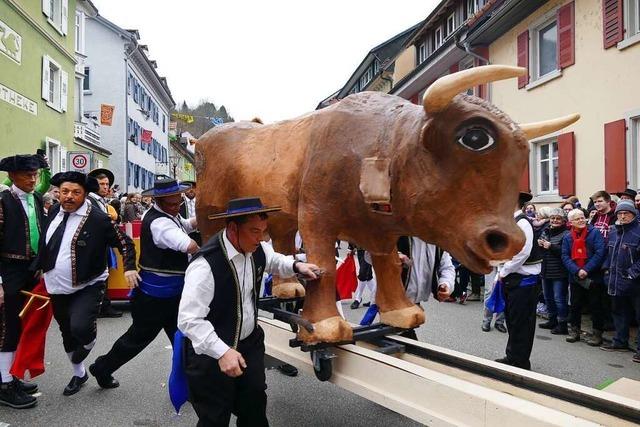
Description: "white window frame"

(42, 0), (68, 36)
(528, 9), (561, 85)
(418, 42), (426, 64)
(83, 66), (90, 92)
(533, 138), (559, 196)
(74, 11), (84, 53)
(45, 137), (61, 173)
(625, 110), (640, 189)
(41, 55), (67, 113)
(446, 13), (455, 37)
(618, 0), (640, 49)
(434, 26), (442, 49)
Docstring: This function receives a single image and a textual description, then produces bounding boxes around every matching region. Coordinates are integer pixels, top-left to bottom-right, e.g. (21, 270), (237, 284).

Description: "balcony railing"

(74, 119), (101, 146)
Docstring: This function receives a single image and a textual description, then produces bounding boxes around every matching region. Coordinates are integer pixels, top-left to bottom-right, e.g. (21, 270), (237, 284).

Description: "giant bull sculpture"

(195, 65), (579, 344)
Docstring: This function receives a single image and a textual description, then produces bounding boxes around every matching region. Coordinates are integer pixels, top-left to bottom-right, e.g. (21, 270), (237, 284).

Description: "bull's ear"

(519, 113), (580, 140)
(359, 157), (391, 204)
(423, 65), (526, 114)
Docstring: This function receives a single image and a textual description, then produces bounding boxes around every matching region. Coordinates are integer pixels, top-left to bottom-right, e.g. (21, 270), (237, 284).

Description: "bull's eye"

(457, 127), (495, 152)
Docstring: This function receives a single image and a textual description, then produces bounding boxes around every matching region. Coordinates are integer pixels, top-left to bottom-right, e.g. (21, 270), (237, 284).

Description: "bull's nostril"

(485, 231), (508, 253)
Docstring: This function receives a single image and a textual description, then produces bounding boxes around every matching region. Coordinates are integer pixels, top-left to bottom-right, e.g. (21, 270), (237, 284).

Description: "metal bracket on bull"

(257, 296), (314, 333)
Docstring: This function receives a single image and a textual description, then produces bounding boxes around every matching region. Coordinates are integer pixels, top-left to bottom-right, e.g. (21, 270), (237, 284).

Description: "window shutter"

(604, 119), (627, 193)
(557, 132), (575, 196)
(60, 69), (68, 112)
(602, 0), (623, 49)
(42, 0), (51, 17)
(557, 1), (575, 69)
(475, 46), (490, 99)
(517, 31), (529, 89)
(61, 0), (68, 35)
(519, 161), (530, 192)
(41, 56), (50, 101)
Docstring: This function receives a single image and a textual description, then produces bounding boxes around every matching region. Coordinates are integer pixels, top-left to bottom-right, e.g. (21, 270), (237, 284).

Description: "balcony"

(74, 118), (101, 146)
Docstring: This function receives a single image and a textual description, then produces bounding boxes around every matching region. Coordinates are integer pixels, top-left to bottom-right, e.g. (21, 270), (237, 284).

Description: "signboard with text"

(67, 152), (92, 173)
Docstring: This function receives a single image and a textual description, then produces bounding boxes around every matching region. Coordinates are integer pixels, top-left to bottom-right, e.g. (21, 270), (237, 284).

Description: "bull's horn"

(423, 65), (526, 114)
(519, 113), (580, 140)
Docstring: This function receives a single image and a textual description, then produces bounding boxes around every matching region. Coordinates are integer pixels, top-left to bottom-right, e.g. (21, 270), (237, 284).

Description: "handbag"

(575, 277), (592, 290)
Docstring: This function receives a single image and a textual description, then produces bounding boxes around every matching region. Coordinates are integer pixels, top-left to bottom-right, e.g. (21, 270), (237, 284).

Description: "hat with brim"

(208, 197), (281, 220)
(180, 180), (196, 187)
(519, 191), (533, 206)
(141, 175), (191, 198)
(615, 188), (637, 199)
(0, 154), (48, 172)
(51, 171), (100, 193)
(88, 168), (115, 187)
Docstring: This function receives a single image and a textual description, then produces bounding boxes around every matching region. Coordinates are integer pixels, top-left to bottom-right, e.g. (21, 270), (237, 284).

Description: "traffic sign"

(68, 152), (92, 173)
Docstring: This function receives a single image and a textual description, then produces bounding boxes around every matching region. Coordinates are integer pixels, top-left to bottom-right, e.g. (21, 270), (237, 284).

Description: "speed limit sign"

(68, 152), (91, 173)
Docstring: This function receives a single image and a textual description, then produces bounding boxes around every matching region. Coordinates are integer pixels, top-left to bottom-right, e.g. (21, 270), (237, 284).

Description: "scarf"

(571, 226), (588, 268)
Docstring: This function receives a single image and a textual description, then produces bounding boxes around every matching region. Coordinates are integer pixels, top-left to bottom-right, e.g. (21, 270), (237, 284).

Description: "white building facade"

(84, 15), (174, 192)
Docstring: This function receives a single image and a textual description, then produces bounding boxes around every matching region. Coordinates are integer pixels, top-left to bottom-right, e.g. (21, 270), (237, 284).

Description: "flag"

(10, 281), (53, 380)
(210, 117), (224, 126)
(168, 330), (189, 414)
(172, 112), (194, 124)
(141, 129), (152, 144)
(100, 104), (115, 126)
(335, 253), (357, 300)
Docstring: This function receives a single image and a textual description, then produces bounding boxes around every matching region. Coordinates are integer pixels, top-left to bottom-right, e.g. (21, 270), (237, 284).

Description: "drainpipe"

(455, 32), (490, 65)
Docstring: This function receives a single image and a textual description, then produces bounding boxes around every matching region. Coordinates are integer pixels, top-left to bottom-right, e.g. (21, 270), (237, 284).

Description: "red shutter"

(519, 162), (530, 192)
(517, 31), (529, 89)
(475, 46), (490, 99)
(449, 64), (459, 73)
(557, 1), (575, 68)
(557, 132), (575, 196)
(603, 0), (624, 49)
(604, 119), (627, 193)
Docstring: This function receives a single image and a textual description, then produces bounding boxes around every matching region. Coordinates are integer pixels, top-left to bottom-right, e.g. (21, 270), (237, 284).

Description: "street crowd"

(0, 152), (639, 427)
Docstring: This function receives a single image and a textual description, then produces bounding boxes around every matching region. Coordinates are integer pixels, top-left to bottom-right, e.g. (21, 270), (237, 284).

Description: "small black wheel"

(312, 354), (332, 381)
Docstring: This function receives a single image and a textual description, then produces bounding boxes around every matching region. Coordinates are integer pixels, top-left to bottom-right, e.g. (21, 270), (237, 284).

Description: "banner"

(210, 117), (224, 126)
(172, 112), (194, 124)
(100, 104), (115, 126)
(141, 129), (152, 144)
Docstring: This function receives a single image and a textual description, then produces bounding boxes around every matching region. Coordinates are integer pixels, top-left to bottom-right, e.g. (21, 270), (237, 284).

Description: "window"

(134, 164), (140, 187)
(43, 0), (68, 36)
(434, 27), (442, 49)
(373, 60), (380, 75)
(625, 0), (640, 39)
(83, 67), (90, 91)
(446, 13), (455, 37)
(359, 67), (373, 90)
(628, 116), (640, 188)
(163, 114), (166, 132)
(537, 21), (558, 77)
(418, 43), (427, 64)
(41, 55), (67, 112)
(74, 11), (83, 53)
(535, 139), (558, 194)
(45, 137), (61, 173)
(466, 0), (478, 17)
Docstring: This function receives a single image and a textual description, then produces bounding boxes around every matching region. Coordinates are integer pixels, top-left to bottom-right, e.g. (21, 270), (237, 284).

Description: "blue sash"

(520, 274), (539, 287)
(138, 271), (184, 298)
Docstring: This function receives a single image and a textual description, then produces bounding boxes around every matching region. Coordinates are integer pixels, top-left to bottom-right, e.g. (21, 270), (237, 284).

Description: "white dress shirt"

(11, 184), (30, 213)
(145, 204), (195, 254)
(498, 210), (542, 277)
(178, 229), (296, 359)
(404, 237), (455, 303)
(44, 200), (108, 295)
(89, 192), (108, 213)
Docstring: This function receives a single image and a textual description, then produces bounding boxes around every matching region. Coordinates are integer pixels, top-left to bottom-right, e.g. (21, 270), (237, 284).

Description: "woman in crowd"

(122, 193), (141, 223)
(561, 209), (607, 345)
(538, 208), (570, 334)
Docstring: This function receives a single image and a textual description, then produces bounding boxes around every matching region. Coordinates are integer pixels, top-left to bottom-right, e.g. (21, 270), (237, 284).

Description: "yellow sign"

(172, 112), (194, 124)
(100, 104), (115, 126)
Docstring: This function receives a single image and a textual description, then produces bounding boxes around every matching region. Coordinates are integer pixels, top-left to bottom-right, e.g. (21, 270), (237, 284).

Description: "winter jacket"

(540, 225), (568, 279)
(602, 220), (640, 296)
(561, 225), (606, 283)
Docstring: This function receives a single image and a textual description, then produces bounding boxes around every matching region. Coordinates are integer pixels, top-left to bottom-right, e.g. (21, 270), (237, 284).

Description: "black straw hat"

(88, 168), (115, 187)
(615, 188), (637, 199)
(519, 191), (533, 206)
(208, 197), (281, 220)
(141, 175), (191, 198)
(51, 171), (100, 193)
(0, 154), (48, 172)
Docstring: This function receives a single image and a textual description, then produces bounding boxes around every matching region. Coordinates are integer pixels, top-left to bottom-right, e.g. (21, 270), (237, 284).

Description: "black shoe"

(600, 342), (631, 352)
(494, 357), (514, 366)
(350, 300), (360, 309)
(71, 346), (91, 364)
(98, 306), (123, 318)
(538, 319), (557, 329)
(0, 381), (37, 409)
(63, 373), (89, 396)
(276, 363), (298, 377)
(633, 353), (640, 363)
(89, 363), (120, 389)
(481, 324), (491, 332)
(550, 322), (568, 335)
(362, 302), (371, 307)
(12, 378), (38, 395)
(495, 324), (507, 333)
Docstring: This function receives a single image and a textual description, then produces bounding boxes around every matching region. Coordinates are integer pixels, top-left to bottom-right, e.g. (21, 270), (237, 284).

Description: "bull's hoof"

(380, 305), (425, 329)
(297, 316), (353, 344)
(272, 281), (305, 299)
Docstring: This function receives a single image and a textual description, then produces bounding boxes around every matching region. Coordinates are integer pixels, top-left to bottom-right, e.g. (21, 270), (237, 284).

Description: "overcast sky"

(92, 0), (438, 123)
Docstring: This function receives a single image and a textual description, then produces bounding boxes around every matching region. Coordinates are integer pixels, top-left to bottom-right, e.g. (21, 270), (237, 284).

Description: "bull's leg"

(271, 231), (305, 298)
(295, 232), (352, 344)
(370, 253), (425, 329)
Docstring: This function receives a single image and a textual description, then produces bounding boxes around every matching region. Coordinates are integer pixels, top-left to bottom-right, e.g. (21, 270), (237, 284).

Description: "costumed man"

(87, 168), (122, 318)
(41, 172), (137, 396)
(360, 237), (454, 333)
(89, 176), (198, 388)
(0, 154), (48, 409)
(178, 197), (319, 426)
(179, 180), (202, 246)
(494, 192), (542, 370)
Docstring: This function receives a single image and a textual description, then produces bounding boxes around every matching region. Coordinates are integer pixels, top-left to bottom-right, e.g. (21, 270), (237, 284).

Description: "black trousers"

(0, 260), (37, 352)
(50, 281), (105, 356)
(568, 281), (606, 331)
(185, 327), (268, 427)
(92, 289), (179, 375)
(504, 284), (538, 370)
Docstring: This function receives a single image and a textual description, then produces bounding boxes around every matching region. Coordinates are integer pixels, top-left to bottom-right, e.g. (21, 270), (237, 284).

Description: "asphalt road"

(0, 294), (638, 426)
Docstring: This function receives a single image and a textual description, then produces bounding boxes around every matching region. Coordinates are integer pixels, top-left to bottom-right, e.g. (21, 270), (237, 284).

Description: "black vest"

(0, 189), (45, 261)
(194, 231), (266, 349)
(139, 208), (189, 274)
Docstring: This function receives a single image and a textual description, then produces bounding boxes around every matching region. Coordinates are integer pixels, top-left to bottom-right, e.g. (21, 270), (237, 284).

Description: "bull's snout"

(479, 226), (525, 262)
